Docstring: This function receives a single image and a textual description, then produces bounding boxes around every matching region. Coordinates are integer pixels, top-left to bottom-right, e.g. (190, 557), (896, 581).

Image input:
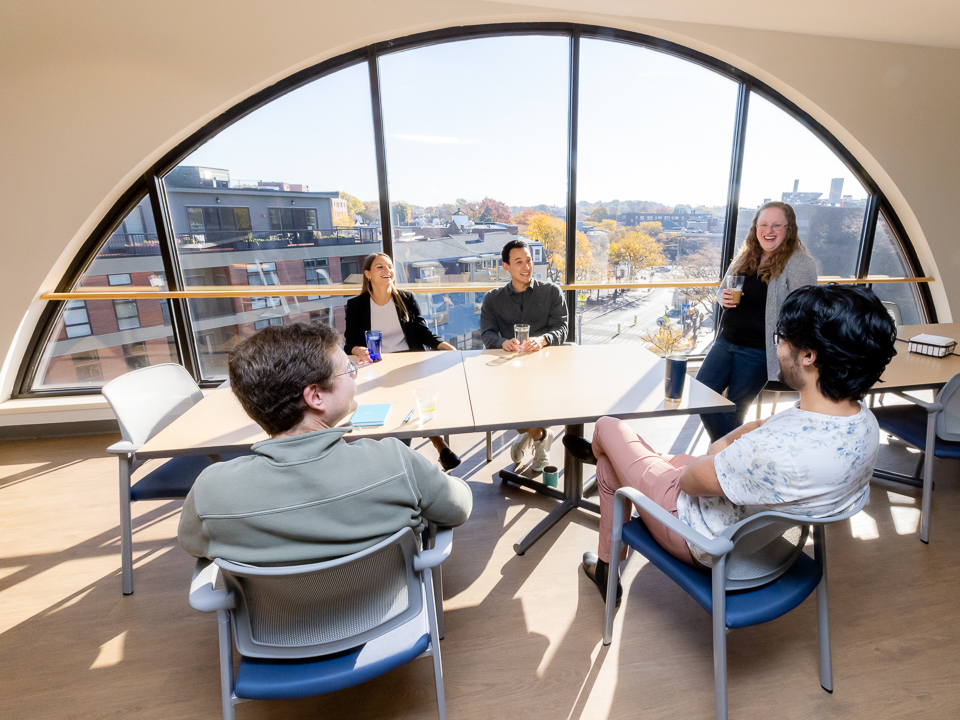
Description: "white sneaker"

(510, 432), (533, 464)
(531, 429), (555, 472)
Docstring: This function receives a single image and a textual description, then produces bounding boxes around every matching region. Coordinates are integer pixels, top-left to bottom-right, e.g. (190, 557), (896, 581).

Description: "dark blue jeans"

(696, 335), (769, 443)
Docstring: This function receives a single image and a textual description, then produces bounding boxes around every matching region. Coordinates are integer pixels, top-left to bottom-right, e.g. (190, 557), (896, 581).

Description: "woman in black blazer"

(344, 253), (461, 470)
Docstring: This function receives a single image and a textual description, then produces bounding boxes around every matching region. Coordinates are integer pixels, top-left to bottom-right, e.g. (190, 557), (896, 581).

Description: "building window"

(253, 317), (284, 330)
(71, 350), (103, 383)
(114, 299), (141, 330)
(247, 262), (281, 310)
(268, 208), (318, 231)
(185, 206), (252, 241)
(122, 341), (150, 371)
(340, 260), (359, 283)
(63, 300), (92, 338)
(304, 258), (331, 300)
(108, 273), (132, 285)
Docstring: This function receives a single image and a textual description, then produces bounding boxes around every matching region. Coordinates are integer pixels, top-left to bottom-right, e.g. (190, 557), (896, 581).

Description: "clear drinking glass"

(514, 324), (530, 350)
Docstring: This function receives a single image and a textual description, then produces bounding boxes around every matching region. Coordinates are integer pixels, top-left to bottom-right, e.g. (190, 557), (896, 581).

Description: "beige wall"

(2, 0), (959, 404)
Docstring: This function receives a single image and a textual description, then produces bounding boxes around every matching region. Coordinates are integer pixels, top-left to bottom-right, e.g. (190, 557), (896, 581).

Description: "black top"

(344, 291), (444, 354)
(720, 272), (767, 350)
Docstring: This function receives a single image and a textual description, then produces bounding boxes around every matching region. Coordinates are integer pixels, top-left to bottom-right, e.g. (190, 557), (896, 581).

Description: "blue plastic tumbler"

(365, 330), (382, 362)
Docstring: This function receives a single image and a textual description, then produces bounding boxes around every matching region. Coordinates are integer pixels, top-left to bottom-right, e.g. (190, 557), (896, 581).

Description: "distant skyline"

(182, 34), (867, 213)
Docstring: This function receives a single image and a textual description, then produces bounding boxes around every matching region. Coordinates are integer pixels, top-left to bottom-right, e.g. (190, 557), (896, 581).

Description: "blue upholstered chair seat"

(622, 518), (823, 629)
(873, 404), (960, 459)
(130, 455), (214, 500)
(236, 617), (430, 699)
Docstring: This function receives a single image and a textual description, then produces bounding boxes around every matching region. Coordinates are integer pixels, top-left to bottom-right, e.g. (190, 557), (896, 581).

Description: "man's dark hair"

(501, 238), (530, 265)
(228, 323), (343, 436)
(776, 284), (897, 402)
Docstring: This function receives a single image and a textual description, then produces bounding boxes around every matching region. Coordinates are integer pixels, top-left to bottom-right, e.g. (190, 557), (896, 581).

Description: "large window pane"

(575, 39), (738, 352)
(379, 36), (569, 349)
(738, 93), (867, 278)
(163, 62), (383, 378)
(868, 213), (925, 326)
(30, 198), (177, 390)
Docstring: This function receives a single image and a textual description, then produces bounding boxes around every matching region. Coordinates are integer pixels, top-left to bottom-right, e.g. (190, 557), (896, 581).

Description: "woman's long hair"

(361, 252), (409, 322)
(730, 201), (804, 283)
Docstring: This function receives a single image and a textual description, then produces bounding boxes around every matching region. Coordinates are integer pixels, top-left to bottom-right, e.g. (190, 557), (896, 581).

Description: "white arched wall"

(2, 0), (958, 416)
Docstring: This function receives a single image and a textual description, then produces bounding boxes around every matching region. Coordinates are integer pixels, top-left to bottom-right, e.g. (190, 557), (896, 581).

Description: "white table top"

(138, 350), (474, 458)
(878, 323), (960, 391)
(461, 344), (732, 431)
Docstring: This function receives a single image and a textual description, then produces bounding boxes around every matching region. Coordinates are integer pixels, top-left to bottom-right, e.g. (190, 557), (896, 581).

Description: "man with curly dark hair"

(564, 285), (897, 605)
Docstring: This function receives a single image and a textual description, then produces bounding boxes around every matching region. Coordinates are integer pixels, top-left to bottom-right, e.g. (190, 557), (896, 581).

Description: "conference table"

(875, 323), (960, 392)
(138, 343), (733, 554)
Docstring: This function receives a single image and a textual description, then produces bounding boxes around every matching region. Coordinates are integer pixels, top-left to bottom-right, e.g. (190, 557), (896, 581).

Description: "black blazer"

(344, 291), (444, 354)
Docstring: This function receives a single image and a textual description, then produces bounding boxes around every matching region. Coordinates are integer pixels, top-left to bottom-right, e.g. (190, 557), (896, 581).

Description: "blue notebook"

(350, 404), (392, 427)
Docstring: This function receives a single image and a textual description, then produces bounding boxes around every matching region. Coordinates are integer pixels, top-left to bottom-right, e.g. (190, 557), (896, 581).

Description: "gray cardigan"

(178, 427), (473, 564)
(718, 248), (818, 381)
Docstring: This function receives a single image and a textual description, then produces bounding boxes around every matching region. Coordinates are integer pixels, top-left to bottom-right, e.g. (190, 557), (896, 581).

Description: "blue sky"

(182, 34), (866, 212)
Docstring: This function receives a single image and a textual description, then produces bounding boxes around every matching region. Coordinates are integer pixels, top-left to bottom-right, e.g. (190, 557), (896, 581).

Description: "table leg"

(510, 423), (599, 555)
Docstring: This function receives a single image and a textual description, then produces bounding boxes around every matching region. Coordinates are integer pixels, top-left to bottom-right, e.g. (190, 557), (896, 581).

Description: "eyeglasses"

(757, 223), (787, 232)
(773, 332), (787, 345)
(332, 359), (359, 379)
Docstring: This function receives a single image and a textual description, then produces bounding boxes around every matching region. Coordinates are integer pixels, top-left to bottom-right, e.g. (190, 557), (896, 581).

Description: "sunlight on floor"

(849, 511), (880, 540)
(890, 506), (921, 535)
(90, 630), (127, 669)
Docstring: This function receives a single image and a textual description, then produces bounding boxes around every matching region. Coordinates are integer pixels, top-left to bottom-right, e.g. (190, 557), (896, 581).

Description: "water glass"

(514, 324), (530, 350)
(365, 330), (382, 362)
(414, 388), (439, 422)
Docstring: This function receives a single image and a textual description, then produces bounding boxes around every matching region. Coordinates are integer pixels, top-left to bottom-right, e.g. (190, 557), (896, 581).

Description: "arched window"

(20, 25), (930, 393)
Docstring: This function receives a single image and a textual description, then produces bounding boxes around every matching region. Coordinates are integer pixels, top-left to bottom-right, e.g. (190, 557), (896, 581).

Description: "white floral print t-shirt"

(676, 401), (877, 567)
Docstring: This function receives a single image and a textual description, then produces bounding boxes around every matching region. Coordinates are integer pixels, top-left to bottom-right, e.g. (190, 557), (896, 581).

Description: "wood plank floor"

(2, 411), (959, 719)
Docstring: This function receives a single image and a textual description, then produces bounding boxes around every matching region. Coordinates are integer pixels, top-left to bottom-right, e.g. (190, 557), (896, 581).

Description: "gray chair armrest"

(891, 391), (943, 414)
(107, 440), (139, 455)
(415, 528), (453, 570)
(189, 558), (235, 612)
(613, 487), (734, 558)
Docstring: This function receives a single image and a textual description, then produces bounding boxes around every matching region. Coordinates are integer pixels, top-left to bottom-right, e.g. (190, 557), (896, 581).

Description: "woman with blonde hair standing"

(696, 201), (817, 442)
(344, 253), (461, 470)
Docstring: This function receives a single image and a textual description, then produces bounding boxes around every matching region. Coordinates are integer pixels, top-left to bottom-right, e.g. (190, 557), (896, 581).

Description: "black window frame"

(15, 22), (933, 397)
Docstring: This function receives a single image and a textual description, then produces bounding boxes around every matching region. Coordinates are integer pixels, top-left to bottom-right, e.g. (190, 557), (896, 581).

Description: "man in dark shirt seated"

(480, 239), (568, 471)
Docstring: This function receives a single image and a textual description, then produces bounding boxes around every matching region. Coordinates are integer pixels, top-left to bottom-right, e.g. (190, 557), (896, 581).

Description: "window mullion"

(368, 48), (393, 257)
(149, 175), (201, 379)
(720, 84), (750, 275)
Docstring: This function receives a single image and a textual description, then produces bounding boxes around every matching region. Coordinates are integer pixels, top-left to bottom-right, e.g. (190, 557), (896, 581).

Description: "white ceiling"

(503, 0), (960, 50)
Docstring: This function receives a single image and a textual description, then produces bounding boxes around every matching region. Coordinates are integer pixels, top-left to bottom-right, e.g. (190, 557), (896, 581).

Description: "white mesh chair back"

(720, 488), (870, 591)
(216, 527), (423, 659)
(101, 363), (204, 448)
(936, 372), (960, 442)
(881, 301), (902, 327)
(722, 518), (808, 590)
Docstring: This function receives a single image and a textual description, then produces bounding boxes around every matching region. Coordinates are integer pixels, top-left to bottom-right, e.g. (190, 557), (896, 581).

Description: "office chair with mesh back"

(189, 526), (451, 720)
(602, 485), (870, 720)
(102, 363), (217, 595)
(872, 372), (960, 543)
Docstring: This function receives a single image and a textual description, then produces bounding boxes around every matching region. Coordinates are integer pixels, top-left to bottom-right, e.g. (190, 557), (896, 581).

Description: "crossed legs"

(593, 416), (697, 566)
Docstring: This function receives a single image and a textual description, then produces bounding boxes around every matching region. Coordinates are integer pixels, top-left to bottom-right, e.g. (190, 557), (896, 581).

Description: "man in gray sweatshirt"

(178, 323), (473, 564)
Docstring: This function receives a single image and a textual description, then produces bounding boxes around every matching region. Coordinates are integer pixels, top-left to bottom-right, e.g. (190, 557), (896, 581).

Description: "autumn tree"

(525, 214), (566, 281)
(339, 191), (365, 218)
(511, 208), (541, 226)
(359, 201), (380, 223)
(607, 228), (667, 274)
(640, 325), (695, 355)
(677, 246), (723, 313)
(597, 219), (617, 232)
(475, 197), (511, 223)
(639, 221), (663, 238)
(589, 205), (610, 222)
